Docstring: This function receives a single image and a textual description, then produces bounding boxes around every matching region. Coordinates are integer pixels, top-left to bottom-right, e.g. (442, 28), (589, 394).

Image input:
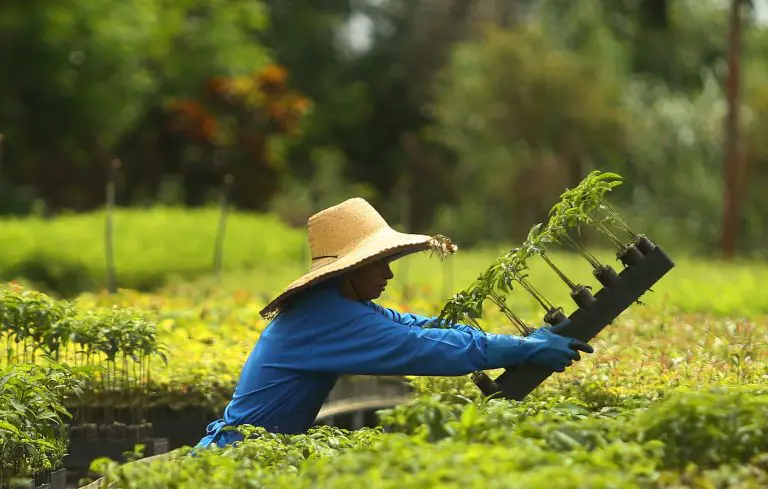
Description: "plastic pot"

(570, 285), (596, 310)
(138, 422), (153, 440)
(82, 423), (98, 442)
(617, 244), (644, 267)
(127, 424), (140, 440)
(544, 308), (568, 326)
(593, 265), (619, 288)
(471, 372), (500, 397)
(49, 470), (66, 489)
(634, 234), (655, 254)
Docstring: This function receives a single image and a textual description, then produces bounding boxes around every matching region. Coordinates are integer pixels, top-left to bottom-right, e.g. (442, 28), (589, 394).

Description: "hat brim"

(259, 227), (455, 318)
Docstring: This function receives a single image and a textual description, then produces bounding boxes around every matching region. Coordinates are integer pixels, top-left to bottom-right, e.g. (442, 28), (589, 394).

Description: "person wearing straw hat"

(196, 197), (592, 448)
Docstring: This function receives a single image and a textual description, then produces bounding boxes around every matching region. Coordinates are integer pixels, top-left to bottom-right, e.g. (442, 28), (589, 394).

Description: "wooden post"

(105, 159), (121, 294)
(214, 174), (234, 281)
(721, 0), (744, 260)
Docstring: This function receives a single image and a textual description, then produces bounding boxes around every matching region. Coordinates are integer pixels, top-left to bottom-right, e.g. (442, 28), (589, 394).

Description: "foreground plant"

(84, 387), (768, 489)
(0, 360), (89, 486)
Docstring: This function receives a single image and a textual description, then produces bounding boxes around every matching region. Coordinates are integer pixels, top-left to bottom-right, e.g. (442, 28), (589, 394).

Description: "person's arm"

(365, 301), (479, 334)
(276, 306), (524, 377)
(270, 296), (593, 377)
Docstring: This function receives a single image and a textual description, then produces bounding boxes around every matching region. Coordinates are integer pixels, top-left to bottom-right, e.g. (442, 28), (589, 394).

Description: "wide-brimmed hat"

(259, 197), (457, 319)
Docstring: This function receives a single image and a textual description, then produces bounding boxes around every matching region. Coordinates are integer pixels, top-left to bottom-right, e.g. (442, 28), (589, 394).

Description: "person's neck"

(338, 278), (363, 302)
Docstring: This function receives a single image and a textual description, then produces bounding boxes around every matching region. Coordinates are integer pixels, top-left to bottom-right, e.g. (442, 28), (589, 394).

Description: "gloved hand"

(484, 320), (594, 372)
(525, 326), (593, 372)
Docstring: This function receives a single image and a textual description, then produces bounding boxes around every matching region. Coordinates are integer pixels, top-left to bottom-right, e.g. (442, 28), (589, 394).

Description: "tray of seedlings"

(437, 171), (675, 401)
(0, 289), (170, 485)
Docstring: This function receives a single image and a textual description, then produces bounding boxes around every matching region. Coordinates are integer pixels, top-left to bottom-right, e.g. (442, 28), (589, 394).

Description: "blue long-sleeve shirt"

(195, 280), (523, 448)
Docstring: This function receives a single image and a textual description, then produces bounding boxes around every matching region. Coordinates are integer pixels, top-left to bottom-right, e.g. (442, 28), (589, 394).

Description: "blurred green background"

(0, 0), (766, 298)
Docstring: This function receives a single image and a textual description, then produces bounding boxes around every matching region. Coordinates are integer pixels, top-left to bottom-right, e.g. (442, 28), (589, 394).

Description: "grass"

(0, 206), (305, 295)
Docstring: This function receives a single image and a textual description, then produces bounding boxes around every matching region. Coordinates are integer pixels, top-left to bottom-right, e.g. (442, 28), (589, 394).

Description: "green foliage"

(613, 75), (727, 253)
(85, 387), (768, 488)
(425, 0), (768, 254)
(429, 23), (626, 245)
(0, 284), (165, 426)
(0, 361), (87, 485)
(0, 0), (277, 211)
(1, 232), (765, 487)
(630, 385), (768, 469)
(89, 425), (385, 488)
(0, 206), (305, 296)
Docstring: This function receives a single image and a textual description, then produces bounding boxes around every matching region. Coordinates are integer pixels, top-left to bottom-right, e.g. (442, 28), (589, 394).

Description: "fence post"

(214, 174), (234, 281)
(105, 159), (120, 294)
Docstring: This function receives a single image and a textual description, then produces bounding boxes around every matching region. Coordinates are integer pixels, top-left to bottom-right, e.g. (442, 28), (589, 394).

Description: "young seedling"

(520, 222), (598, 312)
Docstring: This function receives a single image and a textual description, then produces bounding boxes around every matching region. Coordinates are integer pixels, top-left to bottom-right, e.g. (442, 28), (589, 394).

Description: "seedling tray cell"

(487, 244), (675, 401)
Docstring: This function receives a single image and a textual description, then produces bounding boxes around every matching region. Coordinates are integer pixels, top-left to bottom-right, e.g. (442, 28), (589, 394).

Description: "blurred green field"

(0, 206), (305, 295)
(1, 206), (765, 321)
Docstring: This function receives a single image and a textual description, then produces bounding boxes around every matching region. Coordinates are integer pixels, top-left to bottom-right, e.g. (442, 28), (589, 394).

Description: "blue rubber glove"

(525, 327), (593, 372)
(485, 322), (594, 372)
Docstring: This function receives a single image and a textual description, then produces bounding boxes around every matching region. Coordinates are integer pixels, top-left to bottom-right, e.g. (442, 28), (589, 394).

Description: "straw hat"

(259, 197), (457, 319)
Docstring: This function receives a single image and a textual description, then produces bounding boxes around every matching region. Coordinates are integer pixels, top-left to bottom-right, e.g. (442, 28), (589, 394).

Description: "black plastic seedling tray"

(475, 238), (675, 401)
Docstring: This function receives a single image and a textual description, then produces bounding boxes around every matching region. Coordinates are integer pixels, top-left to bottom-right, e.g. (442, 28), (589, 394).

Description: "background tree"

(428, 23), (626, 245)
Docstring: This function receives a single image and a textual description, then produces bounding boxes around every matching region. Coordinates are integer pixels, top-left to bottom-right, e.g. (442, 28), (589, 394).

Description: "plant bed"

(64, 437), (168, 485)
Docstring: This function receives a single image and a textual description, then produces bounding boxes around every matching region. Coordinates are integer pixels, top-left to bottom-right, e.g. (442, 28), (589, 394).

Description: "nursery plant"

(436, 171), (675, 399)
(0, 360), (88, 488)
(0, 286), (167, 440)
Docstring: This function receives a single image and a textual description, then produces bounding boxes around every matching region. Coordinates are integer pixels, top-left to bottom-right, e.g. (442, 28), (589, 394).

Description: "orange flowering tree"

(162, 64), (313, 208)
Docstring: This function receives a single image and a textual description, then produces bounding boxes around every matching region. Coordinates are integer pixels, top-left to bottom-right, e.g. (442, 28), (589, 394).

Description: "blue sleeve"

(365, 302), (480, 335)
(281, 308), (494, 376)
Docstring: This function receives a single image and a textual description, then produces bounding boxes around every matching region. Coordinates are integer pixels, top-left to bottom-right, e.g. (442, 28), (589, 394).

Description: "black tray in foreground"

(474, 238), (675, 401)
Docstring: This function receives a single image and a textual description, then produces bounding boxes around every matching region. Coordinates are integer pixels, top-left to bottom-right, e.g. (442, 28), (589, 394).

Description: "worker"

(196, 197), (593, 449)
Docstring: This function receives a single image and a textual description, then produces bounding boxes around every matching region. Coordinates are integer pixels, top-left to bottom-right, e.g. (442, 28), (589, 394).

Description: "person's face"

(341, 258), (395, 301)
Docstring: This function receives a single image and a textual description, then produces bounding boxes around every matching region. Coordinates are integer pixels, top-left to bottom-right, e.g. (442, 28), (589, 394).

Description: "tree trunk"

(721, 0), (744, 260)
